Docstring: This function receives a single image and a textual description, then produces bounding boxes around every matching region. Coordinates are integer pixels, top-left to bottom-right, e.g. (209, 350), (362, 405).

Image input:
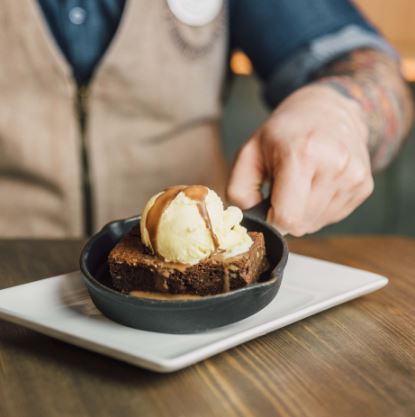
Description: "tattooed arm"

(227, 48), (413, 236)
(314, 48), (413, 171)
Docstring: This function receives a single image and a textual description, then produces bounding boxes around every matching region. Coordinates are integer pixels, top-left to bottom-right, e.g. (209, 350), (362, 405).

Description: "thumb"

(227, 135), (266, 209)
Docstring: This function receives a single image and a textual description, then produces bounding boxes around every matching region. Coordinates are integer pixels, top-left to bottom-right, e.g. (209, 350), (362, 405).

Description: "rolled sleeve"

(229, 0), (397, 107)
(264, 25), (397, 107)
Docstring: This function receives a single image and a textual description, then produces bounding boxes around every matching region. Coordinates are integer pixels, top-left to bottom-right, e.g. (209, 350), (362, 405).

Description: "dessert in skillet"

(108, 185), (268, 298)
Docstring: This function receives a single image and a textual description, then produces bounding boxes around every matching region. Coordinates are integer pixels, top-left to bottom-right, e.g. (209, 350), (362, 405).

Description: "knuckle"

(259, 126), (283, 154)
(332, 143), (350, 172)
(262, 122), (284, 145)
(272, 210), (300, 232)
(298, 134), (319, 161)
(267, 113), (295, 135)
(262, 124), (277, 140)
(349, 163), (367, 185)
(328, 153), (349, 174)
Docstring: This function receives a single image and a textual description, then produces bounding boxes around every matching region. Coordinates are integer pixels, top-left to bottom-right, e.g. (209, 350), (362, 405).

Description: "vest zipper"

(77, 85), (93, 236)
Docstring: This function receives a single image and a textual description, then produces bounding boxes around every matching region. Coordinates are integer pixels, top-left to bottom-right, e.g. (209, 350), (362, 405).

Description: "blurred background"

(222, 0), (415, 236)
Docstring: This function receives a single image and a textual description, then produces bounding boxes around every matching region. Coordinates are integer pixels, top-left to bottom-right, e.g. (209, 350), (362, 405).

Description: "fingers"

(309, 173), (374, 232)
(295, 173), (338, 234)
(267, 152), (373, 236)
(227, 135), (266, 209)
(301, 162), (374, 234)
(267, 149), (314, 236)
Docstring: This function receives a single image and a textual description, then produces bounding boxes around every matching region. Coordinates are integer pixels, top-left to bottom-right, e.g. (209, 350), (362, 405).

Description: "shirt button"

(69, 6), (86, 25)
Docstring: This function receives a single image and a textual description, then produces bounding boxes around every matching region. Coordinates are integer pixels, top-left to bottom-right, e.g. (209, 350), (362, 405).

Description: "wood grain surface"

(0, 237), (414, 417)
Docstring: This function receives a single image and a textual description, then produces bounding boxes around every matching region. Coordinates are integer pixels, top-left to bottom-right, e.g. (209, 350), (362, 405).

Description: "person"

(0, 0), (412, 237)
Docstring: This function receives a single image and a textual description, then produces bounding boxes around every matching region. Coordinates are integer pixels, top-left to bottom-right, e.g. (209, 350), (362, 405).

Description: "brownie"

(108, 226), (268, 296)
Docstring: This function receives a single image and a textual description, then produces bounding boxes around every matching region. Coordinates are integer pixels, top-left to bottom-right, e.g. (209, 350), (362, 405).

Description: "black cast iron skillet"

(80, 198), (288, 334)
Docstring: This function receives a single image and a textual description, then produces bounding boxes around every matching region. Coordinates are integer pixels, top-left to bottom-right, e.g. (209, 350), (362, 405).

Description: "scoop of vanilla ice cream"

(140, 188), (252, 265)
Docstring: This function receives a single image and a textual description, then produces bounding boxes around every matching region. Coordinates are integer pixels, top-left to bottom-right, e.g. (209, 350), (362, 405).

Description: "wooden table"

(0, 237), (414, 417)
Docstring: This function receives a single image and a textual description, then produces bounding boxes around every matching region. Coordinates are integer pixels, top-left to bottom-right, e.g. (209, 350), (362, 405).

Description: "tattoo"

(314, 48), (413, 171)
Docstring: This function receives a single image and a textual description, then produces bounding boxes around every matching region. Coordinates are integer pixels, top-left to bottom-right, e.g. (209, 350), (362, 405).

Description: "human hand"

(227, 84), (374, 236)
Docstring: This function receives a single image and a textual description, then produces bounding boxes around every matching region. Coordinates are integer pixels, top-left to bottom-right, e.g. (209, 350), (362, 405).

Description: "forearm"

(313, 48), (413, 171)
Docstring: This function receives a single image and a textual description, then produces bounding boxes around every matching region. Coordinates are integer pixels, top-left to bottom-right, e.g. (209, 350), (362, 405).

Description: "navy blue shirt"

(38, 0), (393, 106)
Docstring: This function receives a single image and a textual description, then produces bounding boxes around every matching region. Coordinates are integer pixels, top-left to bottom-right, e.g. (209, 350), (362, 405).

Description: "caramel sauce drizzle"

(145, 185), (220, 256)
(184, 186), (221, 250)
(146, 186), (183, 254)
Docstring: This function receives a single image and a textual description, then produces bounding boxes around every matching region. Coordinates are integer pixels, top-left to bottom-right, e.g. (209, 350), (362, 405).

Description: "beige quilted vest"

(0, 0), (228, 237)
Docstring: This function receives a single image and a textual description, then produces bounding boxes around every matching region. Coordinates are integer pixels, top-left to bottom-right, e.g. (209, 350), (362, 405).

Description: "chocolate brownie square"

(108, 226), (268, 296)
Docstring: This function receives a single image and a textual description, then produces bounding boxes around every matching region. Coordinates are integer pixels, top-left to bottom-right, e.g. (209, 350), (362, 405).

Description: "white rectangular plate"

(0, 254), (387, 373)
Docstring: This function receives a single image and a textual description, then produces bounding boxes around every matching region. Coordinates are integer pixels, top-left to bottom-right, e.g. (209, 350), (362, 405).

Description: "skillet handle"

(243, 196), (271, 221)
